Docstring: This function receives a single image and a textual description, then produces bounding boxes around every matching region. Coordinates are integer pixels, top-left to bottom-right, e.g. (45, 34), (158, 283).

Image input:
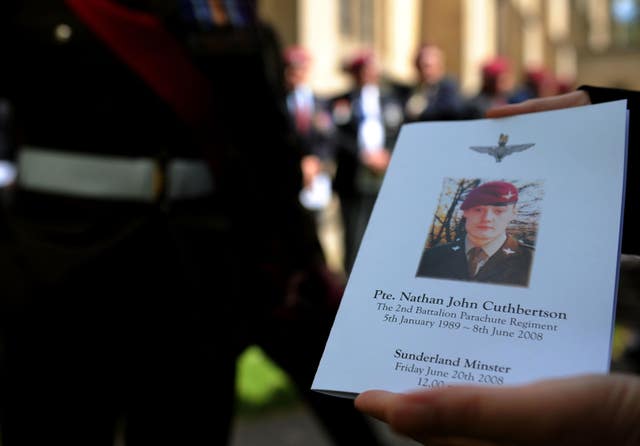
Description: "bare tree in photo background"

(426, 177), (544, 248)
(427, 178), (478, 247)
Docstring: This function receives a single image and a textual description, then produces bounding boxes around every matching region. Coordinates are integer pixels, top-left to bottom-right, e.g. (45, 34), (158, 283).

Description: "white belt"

(17, 146), (215, 202)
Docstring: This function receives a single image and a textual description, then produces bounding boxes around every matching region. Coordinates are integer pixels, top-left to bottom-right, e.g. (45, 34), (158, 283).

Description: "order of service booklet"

(312, 100), (628, 397)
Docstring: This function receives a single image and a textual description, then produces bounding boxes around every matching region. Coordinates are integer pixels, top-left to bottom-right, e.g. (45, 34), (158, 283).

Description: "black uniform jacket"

(416, 235), (534, 287)
(0, 0), (321, 305)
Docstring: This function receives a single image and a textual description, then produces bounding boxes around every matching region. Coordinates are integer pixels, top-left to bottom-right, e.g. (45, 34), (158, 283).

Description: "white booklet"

(312, 101), (628, 397)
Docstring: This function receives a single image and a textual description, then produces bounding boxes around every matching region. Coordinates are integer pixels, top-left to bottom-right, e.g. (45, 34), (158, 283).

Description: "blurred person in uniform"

(282, 45), (337, 261)
(283, 45), (334, 200)
(330, 50), (403, 274)
(467, 56), (514, 118)
(0, 1), (381, 445)
(509, 66), (558, 103)
(402, 43), (465, 122)
(416, 181), (533, 287)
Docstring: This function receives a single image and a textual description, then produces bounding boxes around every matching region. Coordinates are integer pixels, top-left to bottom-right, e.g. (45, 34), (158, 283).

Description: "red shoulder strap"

(65, 0), (212, 128)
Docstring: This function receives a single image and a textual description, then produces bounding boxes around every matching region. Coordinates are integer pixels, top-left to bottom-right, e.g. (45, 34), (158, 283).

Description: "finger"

(485, 91), (590, 118)
(485, 101), (539, 118)
(485, 97), (554, 118)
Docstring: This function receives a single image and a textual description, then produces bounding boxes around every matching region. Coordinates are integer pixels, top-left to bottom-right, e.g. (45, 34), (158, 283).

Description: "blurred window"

(360, 0), (374, 41)
(339, 0), (351, 36)
(611, 0), (640, 47)
(339, 0), (375, 43)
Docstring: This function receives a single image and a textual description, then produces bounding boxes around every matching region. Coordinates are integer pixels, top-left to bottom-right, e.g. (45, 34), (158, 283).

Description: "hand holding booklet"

(313, 101), (628, 397)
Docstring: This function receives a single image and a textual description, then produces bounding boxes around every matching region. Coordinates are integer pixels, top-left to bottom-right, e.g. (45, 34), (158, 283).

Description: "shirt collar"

(465, 233), (507, 258)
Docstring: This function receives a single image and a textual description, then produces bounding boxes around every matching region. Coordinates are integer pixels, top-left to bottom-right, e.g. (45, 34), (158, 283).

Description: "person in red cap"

(509, 66), (558, 103)
(330, 49), (404, 274)
(467, 57), (515, 118)
(416, 181), (534, 286)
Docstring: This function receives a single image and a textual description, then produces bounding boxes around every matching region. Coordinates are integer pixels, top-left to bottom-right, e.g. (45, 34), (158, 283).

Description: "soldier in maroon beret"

(467, 57), (514, 117)
(416, 181), (534, 286)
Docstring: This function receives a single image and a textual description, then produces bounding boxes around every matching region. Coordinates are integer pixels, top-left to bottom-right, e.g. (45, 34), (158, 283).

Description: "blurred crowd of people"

(282, 43), (572, 274)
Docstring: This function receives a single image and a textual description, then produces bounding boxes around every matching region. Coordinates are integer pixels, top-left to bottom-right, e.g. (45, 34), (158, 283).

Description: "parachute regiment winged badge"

(469, 134), (534, 162)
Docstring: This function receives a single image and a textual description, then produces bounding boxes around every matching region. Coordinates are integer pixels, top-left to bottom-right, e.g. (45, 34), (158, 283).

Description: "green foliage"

(613, 325), (634, 360)
(235, 346), (300, 415)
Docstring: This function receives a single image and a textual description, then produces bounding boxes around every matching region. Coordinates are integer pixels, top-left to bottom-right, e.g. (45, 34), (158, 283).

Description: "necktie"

(467, 247), (488, 277)
(294, 94), (312, 133)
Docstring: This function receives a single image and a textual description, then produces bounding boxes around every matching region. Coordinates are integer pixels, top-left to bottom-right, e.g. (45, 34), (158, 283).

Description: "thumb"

(356, 374), (640, 445)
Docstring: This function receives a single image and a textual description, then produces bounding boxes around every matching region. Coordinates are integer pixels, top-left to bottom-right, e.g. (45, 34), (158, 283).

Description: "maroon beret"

(343, 50), (374, 74)
(482, 57), (510, 78)
(461, 181), (518, 210)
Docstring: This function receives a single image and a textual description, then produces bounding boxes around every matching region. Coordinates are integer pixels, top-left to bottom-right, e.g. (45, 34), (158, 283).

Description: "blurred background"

(261, 0), (640, 96)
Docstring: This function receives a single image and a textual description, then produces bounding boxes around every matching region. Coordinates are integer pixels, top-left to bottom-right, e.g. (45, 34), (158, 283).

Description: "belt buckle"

(152, 160), (166, 203)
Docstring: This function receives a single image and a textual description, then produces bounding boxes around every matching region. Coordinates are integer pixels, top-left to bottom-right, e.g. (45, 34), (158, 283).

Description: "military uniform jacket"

(0, 0), (321, 302)
(330, 86), (404, 198)
(416, 235), (534, 287)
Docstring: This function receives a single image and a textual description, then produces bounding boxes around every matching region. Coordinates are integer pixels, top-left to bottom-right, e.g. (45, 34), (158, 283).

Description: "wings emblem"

(469, 134), (535, 162)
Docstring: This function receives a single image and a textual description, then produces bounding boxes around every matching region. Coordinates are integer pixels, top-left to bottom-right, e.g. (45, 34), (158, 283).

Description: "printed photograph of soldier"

(416, 179), (542, 287)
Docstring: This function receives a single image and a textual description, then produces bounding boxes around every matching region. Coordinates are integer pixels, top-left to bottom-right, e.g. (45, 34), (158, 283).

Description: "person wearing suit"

(402, 43), (465, 122)
(331, 50), (404, 274)
(283, 45), (335, 212)
(416, 181), (534, 287)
